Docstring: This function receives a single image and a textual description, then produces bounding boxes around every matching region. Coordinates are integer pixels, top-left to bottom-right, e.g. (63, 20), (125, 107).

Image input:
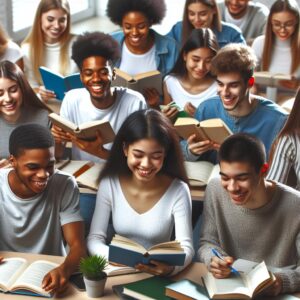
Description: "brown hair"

(0, 24), (8, 57)
(22, 0), (73, 84)
(262, 0), (300, 73)
(182, 0), (222, 45)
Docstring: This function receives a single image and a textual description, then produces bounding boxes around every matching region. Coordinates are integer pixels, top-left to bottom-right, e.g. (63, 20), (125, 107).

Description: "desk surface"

(0, 251), (206, 300)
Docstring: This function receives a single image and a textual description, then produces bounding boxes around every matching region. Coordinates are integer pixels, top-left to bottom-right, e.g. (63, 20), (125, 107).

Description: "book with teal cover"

(122, 276), (174, 300)
(39, 66), (83, 100)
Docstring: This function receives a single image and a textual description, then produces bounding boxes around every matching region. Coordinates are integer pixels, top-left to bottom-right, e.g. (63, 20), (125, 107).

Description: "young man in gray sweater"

(198, 133), (300, 296)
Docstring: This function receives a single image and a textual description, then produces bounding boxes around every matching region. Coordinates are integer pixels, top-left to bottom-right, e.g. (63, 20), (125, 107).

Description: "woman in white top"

(87, 109), (194, 276)
(0, 24), (23, 69)
(163, 28), (218, 120)
(252, 0), (300, 92)
(267, 88), (300, 190)
(21, 0), (77, 101)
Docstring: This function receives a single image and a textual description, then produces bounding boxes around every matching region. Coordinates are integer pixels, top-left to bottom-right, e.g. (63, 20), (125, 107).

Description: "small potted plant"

(79, 255), (108, 298)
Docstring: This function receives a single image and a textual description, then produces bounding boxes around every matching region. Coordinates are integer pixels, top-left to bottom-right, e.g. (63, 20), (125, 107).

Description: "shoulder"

(164, 74), (177, 84)
(256, 97), (288, 116)
(220, 21), (243, 34)
(110, 31), (124, 44)
(205, 178), (225, 201)
(115, 87), (146, 106)
(274, 181), (300, 204)
(63, 88), (89, 103)
(152, 30), (178, 50)
(0, 169), (10, 184)
(21, 43), (30, 54)
(50, 170), (78, 187)
(248, 1), (269, 16)
(252, 35), (265, 48)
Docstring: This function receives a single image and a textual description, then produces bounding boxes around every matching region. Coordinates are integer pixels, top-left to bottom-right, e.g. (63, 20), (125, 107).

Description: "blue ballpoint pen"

(211, 248), (239, 274)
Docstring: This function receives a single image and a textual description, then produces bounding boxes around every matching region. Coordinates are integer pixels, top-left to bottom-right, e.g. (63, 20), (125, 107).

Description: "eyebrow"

(219, 172), (250, 177)
(216, 79), (241, 85)
(132, 149), (164, 154)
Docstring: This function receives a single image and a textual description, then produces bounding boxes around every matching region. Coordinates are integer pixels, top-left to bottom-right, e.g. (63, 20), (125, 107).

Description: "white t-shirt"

(21, 37), (78, 88)
(87, 176), (194, 275)
(0, 169), (83, 255)
(224, 8), (246, 29)
(119, 43), (157, 76)
(0, 40), (23, 63)
(60, 87), (147, 162)
(164, 75), (218, 109)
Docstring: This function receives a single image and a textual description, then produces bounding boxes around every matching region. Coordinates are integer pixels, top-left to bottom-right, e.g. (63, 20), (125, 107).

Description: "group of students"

(1, 0), (300, 297)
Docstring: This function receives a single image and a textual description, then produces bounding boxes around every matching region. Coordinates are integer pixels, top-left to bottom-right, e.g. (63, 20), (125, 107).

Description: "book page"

(76, 163), (104, 190)
(111, 235), (146, 253)
(105, 264), (139, 277)
(49, 113), (78, 133)
(0, 258), (27, 291)
(58, 160), (90, 176)
(184, 161), (215, 185)
(136, 71), (163, 94)
(11, 260), (58, 295)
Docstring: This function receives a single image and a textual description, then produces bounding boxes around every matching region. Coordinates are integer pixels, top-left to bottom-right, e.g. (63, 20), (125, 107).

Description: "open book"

(202, 261), (275, 299)
(174, 117), (232, 144)
(109, 234), (186, 268)
(39, 66), (83, 101)
(56, 160), (104, 191)
(0, 257), (58, 298)
(49, 112), (115, 143)
(254, 71), (292, 87)
(184, 161), (220, 187)
(112, 68), (163, 94)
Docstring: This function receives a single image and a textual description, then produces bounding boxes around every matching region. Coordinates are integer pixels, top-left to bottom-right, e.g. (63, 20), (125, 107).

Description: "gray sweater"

(198, 178), (300, 293)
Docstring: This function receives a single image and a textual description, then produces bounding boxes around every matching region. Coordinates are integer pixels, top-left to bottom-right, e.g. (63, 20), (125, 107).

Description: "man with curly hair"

(52, 31), (147, 162)
(106, 0), (179, 107)
(182, 43), (287, 162)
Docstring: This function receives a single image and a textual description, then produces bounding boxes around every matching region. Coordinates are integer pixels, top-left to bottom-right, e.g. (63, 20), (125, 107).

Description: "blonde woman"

(22, 0), (78, 101)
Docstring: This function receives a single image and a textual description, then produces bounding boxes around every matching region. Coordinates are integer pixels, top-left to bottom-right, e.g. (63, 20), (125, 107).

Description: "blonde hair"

(22, 0), (72, 84)
(0, 24), (8, 57)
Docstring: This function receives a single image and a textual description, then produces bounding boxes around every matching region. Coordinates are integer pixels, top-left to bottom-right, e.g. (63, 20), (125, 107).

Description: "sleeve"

(59, 175), (83, 225)
(87, 177), (113, 258)
(165, 22), (182, 45)
(171, 182), (194, 275)
(251, 36), (264, 68)
(267, 135), (295, 184)
(21, 43), (39, 88)
(197, 181), (229, 267)
(227, 25), (246, 44)
(275, 231), (300, 293)
(60, 91), (73, 120)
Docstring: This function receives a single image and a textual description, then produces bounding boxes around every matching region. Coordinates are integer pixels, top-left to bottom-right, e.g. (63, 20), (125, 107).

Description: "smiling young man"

(218, 0), (269, 44)
(198, 133), (300, 295)
(183, 43), (287, 162)
(51, 31), (147, 162)
(0, 124), (86, 295)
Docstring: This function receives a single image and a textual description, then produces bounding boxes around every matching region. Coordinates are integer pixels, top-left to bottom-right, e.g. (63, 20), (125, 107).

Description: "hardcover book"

(254, 71), (292, 87)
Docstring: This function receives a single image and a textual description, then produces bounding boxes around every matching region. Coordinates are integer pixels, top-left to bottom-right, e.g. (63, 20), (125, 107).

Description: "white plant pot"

(83, 276), (107, 298)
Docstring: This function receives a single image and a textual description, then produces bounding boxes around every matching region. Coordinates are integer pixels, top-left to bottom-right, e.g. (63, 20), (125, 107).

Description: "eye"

(188, 11), (195, 16)
(9, 85), (19, 93)
(47, 17), (54, 22)
(138, 24), (146, 29)
(83, 70), (93, 76)
(27, 164), (39, 170)
(100, 68), (109, 76)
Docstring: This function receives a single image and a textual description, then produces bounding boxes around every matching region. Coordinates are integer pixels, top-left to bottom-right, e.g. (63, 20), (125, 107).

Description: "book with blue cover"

(39, 66), (84, 100)
(109, 235), (186, 268)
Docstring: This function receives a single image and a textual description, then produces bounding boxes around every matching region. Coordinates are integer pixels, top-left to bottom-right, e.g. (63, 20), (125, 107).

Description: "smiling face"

(184, 47), (215, 80)
(220, 160), (262, 208)
(187, 2), (216, 29)
(122, 11), (151, 53)
(41, 8), (68, 44)
(0, 77), (23, 122)
(123, 138), (165, 183)
(80, 56), (114, 108)
(9, 147), (55, 198)
(225, 0), (249, 19)
(271, 11), (298, 41)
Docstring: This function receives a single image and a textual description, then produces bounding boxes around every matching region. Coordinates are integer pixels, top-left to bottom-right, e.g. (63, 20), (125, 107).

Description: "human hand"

(71, 130), (110, 160)
(51, 125), (72, 143)
(135, 260), (174, 276)
(210, 255), (234, 279)
(187, 134), (214, 155)
(0, 158), (11, 169)
(0, 256), (4, 263)
(144, 88), (160, 108)
(259, 274), (282, 296)
(39, 86), (56, 102)
(42, 265), (69, 294)
(162, 105), (179, 122)
(184, 102), (196, 117)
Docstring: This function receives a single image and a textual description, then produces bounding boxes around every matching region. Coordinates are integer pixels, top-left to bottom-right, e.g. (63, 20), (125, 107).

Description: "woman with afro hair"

(106, 0), (179, 107)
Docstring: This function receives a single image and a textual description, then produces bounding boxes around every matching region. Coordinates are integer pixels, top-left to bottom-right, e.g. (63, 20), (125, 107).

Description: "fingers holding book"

(210, 255), (234, 279)
(38, 86), (56, 102)
(51, 124), (72, 143)
(135, 260), (174, 277)
(187, 134), (215, 156)
(42, 265), (69, 295)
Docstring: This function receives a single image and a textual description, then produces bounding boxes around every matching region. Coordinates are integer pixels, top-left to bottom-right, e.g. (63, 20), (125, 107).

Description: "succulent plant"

(79, 255), (108, 280)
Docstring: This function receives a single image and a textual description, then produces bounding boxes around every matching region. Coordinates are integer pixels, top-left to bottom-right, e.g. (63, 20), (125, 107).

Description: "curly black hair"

(106, 0), (166, 26)
(71, 31), (120, 69)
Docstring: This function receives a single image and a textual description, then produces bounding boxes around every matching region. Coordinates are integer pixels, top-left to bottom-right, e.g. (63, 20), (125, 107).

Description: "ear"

(260, 163), (269, 177)
(111, 68), (116, 81)
(9, 155), (17, 168)
(183, 52), (187, 62)
(123, 142), (128, 157)
(248, 76), (255, 87)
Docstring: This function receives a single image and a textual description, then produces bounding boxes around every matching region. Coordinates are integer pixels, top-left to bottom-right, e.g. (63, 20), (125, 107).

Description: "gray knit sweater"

(198, 178), (300, 293)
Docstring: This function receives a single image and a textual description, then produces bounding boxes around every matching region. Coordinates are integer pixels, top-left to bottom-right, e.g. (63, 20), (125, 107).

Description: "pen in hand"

(211, 248), (239, 274)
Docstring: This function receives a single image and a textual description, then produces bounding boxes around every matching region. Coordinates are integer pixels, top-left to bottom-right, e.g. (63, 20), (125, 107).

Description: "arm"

(42, 221), (86, 294)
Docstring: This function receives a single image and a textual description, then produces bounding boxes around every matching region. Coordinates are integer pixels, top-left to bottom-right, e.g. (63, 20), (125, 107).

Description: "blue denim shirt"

(182, 95), (288, 162)
(111, 29), (179, 76)
(166, 21), (246, 48)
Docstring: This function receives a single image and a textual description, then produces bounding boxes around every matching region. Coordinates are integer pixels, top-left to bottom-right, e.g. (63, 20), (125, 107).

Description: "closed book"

(109, 235), (186, 268)
(122, 276), (174, 300)
(254, 71), (292, 87)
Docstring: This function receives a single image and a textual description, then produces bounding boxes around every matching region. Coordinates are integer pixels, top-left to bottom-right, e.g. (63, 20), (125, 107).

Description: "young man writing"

(198, 133), (300, 295)
(0, 124), (86, 294)
(183, 43), (287, 162)
(218, 0), (269, 44)
(52, 31), (147, 162)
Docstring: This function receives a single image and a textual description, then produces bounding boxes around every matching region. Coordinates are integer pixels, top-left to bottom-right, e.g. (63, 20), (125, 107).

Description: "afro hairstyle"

(71, 31), (120, 69)
(106, 0), (166, 26)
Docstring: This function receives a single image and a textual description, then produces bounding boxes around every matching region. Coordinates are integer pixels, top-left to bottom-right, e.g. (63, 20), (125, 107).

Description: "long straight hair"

(0, 60), (48, 111)
(170, 28), (219, 78)
(262, 0), (300, 73)
(0, 24), (8, 57)
(100, 109), (188, 184)
(182, 0), (222, 46)
(22, 0), (73, 84)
